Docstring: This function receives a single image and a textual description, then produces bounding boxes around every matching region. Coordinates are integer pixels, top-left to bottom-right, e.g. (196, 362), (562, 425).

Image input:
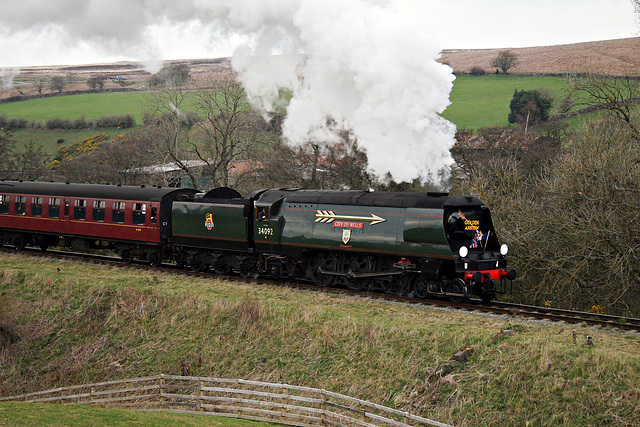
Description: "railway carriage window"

(0, 195), (8, 214)
(31, 197), (43, 217)
(48, 198), (60, 218)
(74, 199), (86, 220)
(15, 196), (26, 215)
(132, 203), (146, 225)
(92, 200), (106, 222)
(112, 202), (126, 224)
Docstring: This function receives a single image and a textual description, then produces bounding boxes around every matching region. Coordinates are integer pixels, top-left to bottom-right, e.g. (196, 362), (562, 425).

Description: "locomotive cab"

(445, 205), (516, 302)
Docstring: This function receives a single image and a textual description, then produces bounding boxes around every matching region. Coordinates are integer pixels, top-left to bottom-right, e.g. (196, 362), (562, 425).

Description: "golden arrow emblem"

(315, 210), (387, 226)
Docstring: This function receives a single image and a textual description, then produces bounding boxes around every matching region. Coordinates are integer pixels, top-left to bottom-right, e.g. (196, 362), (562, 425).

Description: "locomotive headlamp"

(459, 246), (469, 258)
(500, 244), (509, 256)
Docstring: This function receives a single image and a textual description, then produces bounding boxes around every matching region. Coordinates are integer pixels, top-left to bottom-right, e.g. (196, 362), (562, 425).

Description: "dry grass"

(441, 37), (640, 75)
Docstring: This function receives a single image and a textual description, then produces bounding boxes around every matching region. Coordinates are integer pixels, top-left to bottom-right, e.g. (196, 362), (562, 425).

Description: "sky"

(0, 0), (636, 68)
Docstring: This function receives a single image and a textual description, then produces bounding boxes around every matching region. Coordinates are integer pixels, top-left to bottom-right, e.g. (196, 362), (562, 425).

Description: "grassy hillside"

(442, 74), (569, 130)
(0, 92), (147, 123)
(1, 253), (639, 426)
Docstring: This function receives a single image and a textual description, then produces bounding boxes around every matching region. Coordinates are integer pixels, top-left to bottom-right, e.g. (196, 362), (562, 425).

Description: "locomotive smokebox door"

(254, 198), (284, 252)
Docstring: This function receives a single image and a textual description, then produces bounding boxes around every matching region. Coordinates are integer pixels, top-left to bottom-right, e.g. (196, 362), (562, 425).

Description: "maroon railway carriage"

(0, 181), (196, 264)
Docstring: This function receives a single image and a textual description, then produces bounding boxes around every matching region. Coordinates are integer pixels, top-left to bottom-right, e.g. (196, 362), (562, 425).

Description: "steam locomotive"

(0, 181), (515, 302)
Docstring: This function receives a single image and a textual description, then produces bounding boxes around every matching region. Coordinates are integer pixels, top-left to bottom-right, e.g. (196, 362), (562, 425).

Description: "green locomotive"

(172, 187), (515, 302)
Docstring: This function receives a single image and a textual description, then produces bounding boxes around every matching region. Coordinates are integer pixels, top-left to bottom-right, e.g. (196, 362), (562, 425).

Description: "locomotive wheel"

(448, 278), (469, 303)
(391, 274), (411, 296)
(413, 276), (429, 299)
(189, 257), (205, 272)
(238, 258), (257, 278)
(212, 258), (230, 275)
(340, 254), (373, 290)
(307, 252), (338, 287)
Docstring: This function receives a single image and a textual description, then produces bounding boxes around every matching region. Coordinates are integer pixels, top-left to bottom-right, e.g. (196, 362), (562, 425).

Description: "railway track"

(4, 246), (640, 333)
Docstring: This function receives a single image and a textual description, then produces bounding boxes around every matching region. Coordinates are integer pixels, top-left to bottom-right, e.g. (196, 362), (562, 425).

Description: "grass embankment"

(1, 253), (639, 425)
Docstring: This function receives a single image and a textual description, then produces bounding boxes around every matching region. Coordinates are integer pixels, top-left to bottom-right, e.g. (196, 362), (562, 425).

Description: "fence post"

(198, 379), (204, 412)
(280, 385), (288, 423)
(159, 375), (165, 404)
(320, 389), (328, 426)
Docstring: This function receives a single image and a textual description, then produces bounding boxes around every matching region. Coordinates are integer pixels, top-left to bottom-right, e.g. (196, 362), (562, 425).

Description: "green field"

(442, 74), (570, 130)
(0, 92), (148, 123)
(0, 401), (269, 427)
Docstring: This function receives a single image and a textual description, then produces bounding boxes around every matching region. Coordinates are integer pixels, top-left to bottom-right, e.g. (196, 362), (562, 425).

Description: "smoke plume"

(0, 0), (456, 182)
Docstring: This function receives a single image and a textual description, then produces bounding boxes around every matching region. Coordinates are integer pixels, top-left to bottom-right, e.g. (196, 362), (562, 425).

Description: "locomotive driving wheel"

(307, 252), (338, 287)
(340, 254), (373, 291)
(212, 257), (230, 275)
(188, 254), (205, 272)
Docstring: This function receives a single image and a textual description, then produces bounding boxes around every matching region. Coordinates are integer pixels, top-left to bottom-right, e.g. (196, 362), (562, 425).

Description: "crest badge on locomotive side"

(205, 213), (214, 230)
(342, 229), (352, 245)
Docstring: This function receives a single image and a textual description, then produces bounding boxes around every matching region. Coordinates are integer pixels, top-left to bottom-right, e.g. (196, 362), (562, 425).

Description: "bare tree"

(190, 76), (273, 188)
(33, 78), (47, 95)
(491, 50), (519, 74)
(142, 86), (202, 187)
(566, 73), (640, 140)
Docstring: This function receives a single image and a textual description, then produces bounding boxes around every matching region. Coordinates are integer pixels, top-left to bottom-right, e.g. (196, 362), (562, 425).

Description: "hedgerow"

(1, 114), (135, 130)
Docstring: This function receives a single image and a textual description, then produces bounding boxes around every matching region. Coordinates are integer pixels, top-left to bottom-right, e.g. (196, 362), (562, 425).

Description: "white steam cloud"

(0, 68), (20, 88)
(0, 0), (456, 182)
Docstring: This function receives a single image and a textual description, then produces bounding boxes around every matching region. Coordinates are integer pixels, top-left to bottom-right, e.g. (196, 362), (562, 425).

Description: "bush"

(95, 114), (135, 129)
(46, 118), (73, 130)
(6, 118), (29, 129)
(508, 89), (554, 124)
(470, 66), (486, 76)
(73, 117), (92, 129)
(148, 63), (190, 88)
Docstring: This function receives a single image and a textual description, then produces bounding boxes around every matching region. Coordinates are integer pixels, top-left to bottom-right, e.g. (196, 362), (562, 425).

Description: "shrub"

(6, 117), (29, 129)
(46, 118), (73, 130)
(73, 117), (90, 129)
(95, 114), (135, 129)
(470, 66), (486, 76)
